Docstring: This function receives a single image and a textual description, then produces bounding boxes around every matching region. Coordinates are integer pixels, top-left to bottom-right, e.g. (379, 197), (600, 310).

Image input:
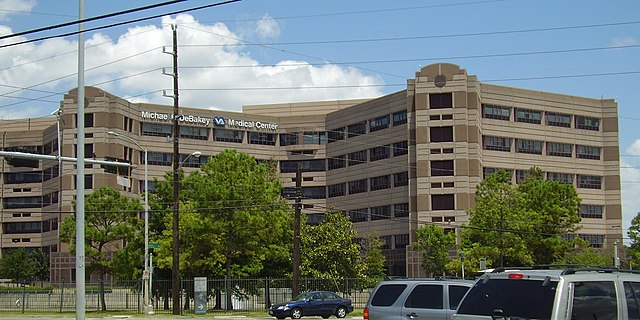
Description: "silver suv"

(453, 267), (640, 320)
(365, 278), (475, 320)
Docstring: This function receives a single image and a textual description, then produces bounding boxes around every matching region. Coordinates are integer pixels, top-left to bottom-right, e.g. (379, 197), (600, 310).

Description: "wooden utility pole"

(169, 24), (181, 315)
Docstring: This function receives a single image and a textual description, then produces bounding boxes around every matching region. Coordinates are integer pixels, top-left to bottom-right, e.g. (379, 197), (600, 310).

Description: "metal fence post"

(264, 277), (270, 309)
(59, 280), (64, 313)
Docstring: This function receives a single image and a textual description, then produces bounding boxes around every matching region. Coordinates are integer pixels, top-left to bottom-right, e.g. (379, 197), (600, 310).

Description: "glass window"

(349, 208), (368, 222)
(327, 127), (345, 143)
(482, 104), (510, 120)
(370, 145), (391, 161)
(432, 194), (454, 210)
(280, 133), (299, 146)
(214, 129), (244, 143)
(370, 284), (407, 307)
(515, 108), (542, 124)
(394, 203), (409, 217)
(4, 196), (42, 209)
(431, 160), (454, 176)
(348, 179), (368, 194)
(575, 115), (600, 131)
(347, 121), (366, 138)
(546, 112), (572, 128)
(328, 155), (346, 170)
(3, 222), (42, 234)
(279, 160), (326, 173)
(394, 234), (409, 249)
(393, 110), (407, 126)
(580, 204), (603, 219)
(142, 122), (172, 137)
(624, 281), (640, 320)
(301, 186), (326, 199)
(348, 150), (367, 166)
(370, 175), (391, 191)
(404, 284), (443, 309)
(547, 172), (574, 184)
(516, 170), (531, 183)
(4, 172), (43, 184)
(248, 132), (276, 145)
(394, 171), (409, 187)
(370, 115), (390, 132)
(303, 131), (327, 145)
(430, 126), (453, 142)
(327, 183), (346, 198)
(547, 142), (573, 157)
(483, 136), (511, 152)
(393, 141), (408, 156)
(570, 281), (617, 319)
(371, 205), (391, 221)
(429, 93), (453, 109)
(516, 139), (543, 155)
(180, 126), (209, 140)
(483, 167), (512, 179)
(577, 174), (602, 189)
(449, 285), (471, 310)
(576, 145), (601, 160)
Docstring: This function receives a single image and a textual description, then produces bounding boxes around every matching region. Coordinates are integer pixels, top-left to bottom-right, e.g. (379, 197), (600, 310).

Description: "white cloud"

(0, 13), (384, 118)
(626, 138), (640, 156)
(622, 158), (640, 242)
(0, 0), (36, 21)
(610, 36), (638, 48)
(254, 14), (281, 40)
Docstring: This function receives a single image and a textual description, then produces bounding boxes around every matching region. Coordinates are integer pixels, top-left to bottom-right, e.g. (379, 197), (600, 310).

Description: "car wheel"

(291, 307), (303, 319)
(336, 306), (347, 318)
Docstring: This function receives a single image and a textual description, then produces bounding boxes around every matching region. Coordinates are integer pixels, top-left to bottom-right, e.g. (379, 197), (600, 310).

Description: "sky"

(0, 0), (639, 239)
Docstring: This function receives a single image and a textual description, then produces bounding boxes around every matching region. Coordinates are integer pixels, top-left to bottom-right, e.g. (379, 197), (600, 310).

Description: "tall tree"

(412, 223), (455, 277)
(0, 248), (48, 283)
(60, 186), (143, 310)
(360, 233), (386, 283)
(628, 212), (640, 264)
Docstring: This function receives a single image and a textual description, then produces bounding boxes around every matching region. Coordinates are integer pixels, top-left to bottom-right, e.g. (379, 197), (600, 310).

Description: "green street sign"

(148, 243), (160, 249)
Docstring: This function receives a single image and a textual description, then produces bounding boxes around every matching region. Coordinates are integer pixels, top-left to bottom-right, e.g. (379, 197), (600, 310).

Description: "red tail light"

(508, 273), (524, 279)
(363, 306), (369, 320)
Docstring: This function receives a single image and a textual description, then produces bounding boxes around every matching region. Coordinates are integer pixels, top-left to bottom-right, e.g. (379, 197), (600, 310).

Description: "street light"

(106, 130), (153, 315)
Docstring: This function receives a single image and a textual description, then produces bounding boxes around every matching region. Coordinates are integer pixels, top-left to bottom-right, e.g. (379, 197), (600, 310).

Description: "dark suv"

(365, 278), (475, 320)
(453, 267), (640, 320)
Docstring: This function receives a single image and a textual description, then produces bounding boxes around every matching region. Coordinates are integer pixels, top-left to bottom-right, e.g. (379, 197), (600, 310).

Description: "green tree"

(360, 233), (386, 283)
(628, 212), (640, 265)
(60, 186), (143, 311)
(0, 248), (49, 283)
(555, 238), (609, 266)
(300, 210), (364, 287)
(412, 224), (455, 277)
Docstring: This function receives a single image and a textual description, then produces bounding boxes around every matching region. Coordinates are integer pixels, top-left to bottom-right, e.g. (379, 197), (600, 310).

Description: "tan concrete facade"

(0, 63), (621, 280)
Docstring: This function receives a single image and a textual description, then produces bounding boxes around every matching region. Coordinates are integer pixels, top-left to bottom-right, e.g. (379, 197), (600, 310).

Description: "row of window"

(328, 110), (407, 142)
(484, 167), (604, 189)
(482, 104), (601, 131)
(484, 136), (602, 159)
(3, 218), (59, 234)
(327, 172), (409, 197)
(3, 192), (59, 209)
(3, 166), (60, 184)
(348, 202), (409, 223)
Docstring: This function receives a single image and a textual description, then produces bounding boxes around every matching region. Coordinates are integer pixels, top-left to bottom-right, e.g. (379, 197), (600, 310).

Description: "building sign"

(141, 111), (210, 126)
(213, 116), (278, 131)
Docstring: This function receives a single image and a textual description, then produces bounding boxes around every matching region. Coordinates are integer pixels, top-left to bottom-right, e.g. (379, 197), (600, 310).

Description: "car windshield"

(456, 278), (557, 319)
(293, 292), (312, 301)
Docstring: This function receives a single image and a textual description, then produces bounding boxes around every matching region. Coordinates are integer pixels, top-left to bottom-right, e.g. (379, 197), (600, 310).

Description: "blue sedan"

(268, 291), (354, 319)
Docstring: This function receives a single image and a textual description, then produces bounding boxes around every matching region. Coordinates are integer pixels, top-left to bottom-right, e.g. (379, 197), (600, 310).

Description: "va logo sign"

(213, 117), (225, 127)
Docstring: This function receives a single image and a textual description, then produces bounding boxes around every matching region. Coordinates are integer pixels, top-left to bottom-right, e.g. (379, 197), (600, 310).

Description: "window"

(580, 204), (603, 219)
(180, 126), (209, 140)
(516, 170), (531, 183)
(279, 133), (299, 146)
(430, 126), (453, 142)
(484, 136), (511, 152)
(431, 160), (454, 176)
(327, 127), (344, 143)
(547, 172), (574, 184)
(179, 154), (207, 168)
(450, 285), (471, 310)
(516, 139), (543, 155)
(570, 281), (617, 319)
(547, 142), (572, 157)
(370, 145), (391, 161)
(3, 222), (42, 234)
(4, 196), (41, 209)
(349, 208), (368, 222)
(393, 110), (407, 126)
(625, 281), (640, 319)
(348, 179), (368, 194)
(369, 115), (390, 132)
(279, 159), (326, 173)
(442, 114), (453, 120)
(429, 93), (453, 109)
(303, 131), (327, 145)
(370, 175), (391, 191)
(546, 112), (572, 128)
(432, 194), (454, 210)
(4, 172), (42, 184)
(394, 203), (409, 217)
(327, 183), (346, 198)
(394, 234), (409, 249)
(393, 141), (408, 156)
(394, 171), (409, 187)
(370, 284), (407, 307)
(575, 115), (600, 131)
(370, 205), (391, 221)
(328, 155), (346, 170)
(142, 122), (172, 137)
(348, 150), (367, 166)
(76, 113), (94, 128)
(301, 186), (326, 199)
(482, 104), (510, 120)
(405, 284), (443, 309)
(515, 108), (542, 124)
(577, 174), (602, 189)
(84, 143), (94, 159)
(248, 132), (276, 145)
(347, 121), (366, 138)
(576, 145), (601, 160)
(214, 129), (244, 143)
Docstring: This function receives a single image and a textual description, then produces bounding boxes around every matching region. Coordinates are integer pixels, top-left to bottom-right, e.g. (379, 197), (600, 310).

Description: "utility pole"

(292, 163), (302, 298)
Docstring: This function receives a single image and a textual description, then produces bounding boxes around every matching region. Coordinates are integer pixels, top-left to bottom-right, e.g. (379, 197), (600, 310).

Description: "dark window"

(279, 133), (299, 146)
(516, 170), (531, 183)
(369, 115), (390, 132)
(394, 172), (409, 187)
(393, 141), (408, 156)
(483, 136), (511, 152)
(84, 143), (94, 159)
(575, 115), (600, 131)
(4, 196), (42, 209)
(147, 151), (172, 166)
(431, 160), (454, 176)
(347, 121), (366, 138)
(248, 132), (276, 145)
(394, 203), (409, 217)
(349, 208), (368, 222)
(76, 113), (94, 128)
(624, 281), (640, 319)
(328, 155), (346, 170)
(142, 122), (172, 137)
(370, 145), (390, 161)
(348, 179), (368, 194)
(580, 204), (603, 219)
(442, 114), (453, 120)
(404, 284), (443, 309)
(432, 194), (454, 210)
(547, 172), (574, 184)
(394, 234), (409, 249)
(430, 126), (453, 142)
(571, 281), (617, 320)
(303, 131), (327, 145)
(430, 115), (441, 120)
(393, 110), (407, 126)
(301, 186), (326, 199)
(429, 93), (453, 109)
(515, 108), (542, 124)
(577, 175), (602, 189)
(370, 175), (391, 191)
(449, 285), (471, 310)
(576, 145), (601, 160)
(546, 112), (572, 127)
(327, 183), (346, 198)
(482, 104), (510, 120)
(4, 172), (43, 184)
(180, 126), (209, 140)
(328, 127), (345, 143)
(370, 284), (407, 307)
(370, 205), (391, 221)
(279, 160), (326, 173)
(515, 139), (543, 155)
(214, 129), (244, 143)
(348, 150), (367, 166)
(3, 222), (42, 234)
(547, 142), (573, 157)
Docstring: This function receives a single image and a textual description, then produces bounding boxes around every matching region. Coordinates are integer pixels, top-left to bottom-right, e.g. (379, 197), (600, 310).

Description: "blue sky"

(1, 0), (639, 237)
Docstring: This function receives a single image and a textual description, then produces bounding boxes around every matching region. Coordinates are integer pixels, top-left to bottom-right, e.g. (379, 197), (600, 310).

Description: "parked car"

(453, 266), (640, 319)
(364, 277), (476, 320)
(268, 290), (354, 319)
